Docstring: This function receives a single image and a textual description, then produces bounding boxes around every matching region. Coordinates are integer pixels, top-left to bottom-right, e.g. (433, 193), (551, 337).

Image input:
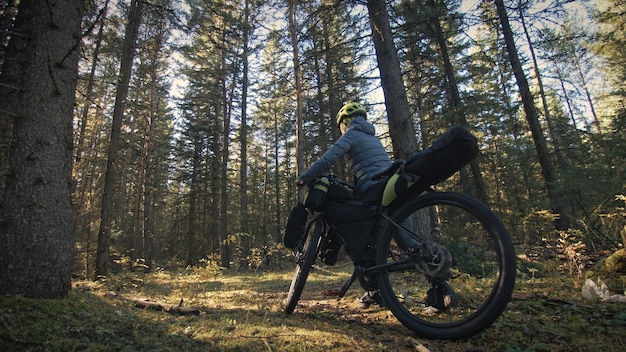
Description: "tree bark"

(0, 0), (19, 201)
(96, 0), (143, 277)
(0, 0), (84, 297)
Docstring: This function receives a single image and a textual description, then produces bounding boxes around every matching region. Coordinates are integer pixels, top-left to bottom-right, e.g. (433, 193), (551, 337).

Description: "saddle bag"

(382, 125), (478, 207)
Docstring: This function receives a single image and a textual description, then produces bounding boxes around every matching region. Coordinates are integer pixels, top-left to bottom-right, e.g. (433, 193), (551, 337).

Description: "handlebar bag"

(283, 202), (308, 249)
(303, 177), (331, 211)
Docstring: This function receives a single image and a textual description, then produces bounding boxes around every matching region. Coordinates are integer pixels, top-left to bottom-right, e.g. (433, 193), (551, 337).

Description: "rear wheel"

(284, 218), (323, 314)
(376, 192), (516, 339)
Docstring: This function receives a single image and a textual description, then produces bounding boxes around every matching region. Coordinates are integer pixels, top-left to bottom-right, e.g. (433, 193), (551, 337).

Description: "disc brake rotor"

(416, 242), (452, 278)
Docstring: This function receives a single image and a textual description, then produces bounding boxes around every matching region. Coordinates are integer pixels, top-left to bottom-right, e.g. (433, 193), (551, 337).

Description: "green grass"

(1, 258), (625, 351)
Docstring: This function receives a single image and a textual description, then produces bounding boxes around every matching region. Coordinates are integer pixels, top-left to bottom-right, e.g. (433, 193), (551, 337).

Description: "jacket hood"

(347, 116), (375, 135)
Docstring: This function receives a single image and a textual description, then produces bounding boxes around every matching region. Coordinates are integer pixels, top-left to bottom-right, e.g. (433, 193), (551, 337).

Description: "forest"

(1, 0), (626, 350)
(0, 0), (625, 302)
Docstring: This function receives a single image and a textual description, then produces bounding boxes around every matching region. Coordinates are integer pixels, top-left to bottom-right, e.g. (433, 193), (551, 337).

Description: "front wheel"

(284, 218), (323, 314)
(376, 192), (516, 340)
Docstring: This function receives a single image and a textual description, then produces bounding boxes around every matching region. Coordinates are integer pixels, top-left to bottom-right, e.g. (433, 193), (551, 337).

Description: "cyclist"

(296, 102), (390, 196)
(294, 102), (457, 311)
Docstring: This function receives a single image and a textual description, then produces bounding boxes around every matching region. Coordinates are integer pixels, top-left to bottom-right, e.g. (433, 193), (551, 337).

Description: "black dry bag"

(382, 125), (478, 206)
(283, 202), (308, 249)
(324, 199), (378, 266)
(303, 177), (330, 211)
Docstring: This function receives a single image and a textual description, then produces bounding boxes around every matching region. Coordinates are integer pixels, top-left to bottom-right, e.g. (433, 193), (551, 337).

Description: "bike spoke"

(377, 192), (516, 339)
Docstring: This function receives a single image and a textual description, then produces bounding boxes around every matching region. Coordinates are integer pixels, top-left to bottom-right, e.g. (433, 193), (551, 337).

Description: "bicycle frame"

(324, 208), (431, 297)
(286, 187), (517, 340)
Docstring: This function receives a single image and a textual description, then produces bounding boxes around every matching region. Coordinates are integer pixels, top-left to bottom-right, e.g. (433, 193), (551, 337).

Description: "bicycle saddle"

(371, 159), (405, 180)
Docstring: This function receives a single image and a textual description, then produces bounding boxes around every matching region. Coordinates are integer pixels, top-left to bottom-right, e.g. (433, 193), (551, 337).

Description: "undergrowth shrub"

(543, 229), (587, 279)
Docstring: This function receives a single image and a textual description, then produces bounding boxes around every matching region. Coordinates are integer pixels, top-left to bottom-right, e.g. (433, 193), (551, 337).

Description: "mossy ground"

(1, 257), (625, 351)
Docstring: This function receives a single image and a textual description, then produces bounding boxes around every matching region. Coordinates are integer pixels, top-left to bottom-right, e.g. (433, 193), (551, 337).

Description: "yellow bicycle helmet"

(336, 102), (367, 133)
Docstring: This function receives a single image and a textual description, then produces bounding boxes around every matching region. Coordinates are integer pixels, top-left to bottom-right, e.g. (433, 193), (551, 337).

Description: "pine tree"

(0, 0), (84, 297)
(367, 0), (417, 159)
(494, 0), (569, 231)
(96, 0), (144, 277)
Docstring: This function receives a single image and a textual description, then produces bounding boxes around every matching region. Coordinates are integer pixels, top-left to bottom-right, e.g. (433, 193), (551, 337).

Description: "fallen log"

(105, 291), (200, 315)
(134, 299), (200, 315)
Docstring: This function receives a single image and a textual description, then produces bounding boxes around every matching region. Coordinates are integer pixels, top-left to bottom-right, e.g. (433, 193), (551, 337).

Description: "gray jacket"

(298, 116), (392, 194)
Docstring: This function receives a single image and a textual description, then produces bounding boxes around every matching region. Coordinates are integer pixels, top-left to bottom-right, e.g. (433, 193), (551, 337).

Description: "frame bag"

(324, 198), (378, 267)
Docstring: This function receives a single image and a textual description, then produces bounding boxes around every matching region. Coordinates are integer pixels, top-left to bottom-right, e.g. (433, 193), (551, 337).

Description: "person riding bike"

(296, 102), (390, 195)
(292, 102), (458, 310)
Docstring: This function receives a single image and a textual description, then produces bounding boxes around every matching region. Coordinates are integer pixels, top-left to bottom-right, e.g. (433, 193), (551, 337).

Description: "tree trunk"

(220, 58), (231, 269)
(72, 0), (109, 278)
(494, 0), (569, 231)
(239, 0), (251, 264)
(366, 0), (417, 159)
(142, 111), (153, 268)
(0, 0), (84, 297)
(186, 136), (201, 267)
(96, 0), (143, 277)
(574, 56), (601, 134)
(321, 7), (345, 180)
(274, 113), (281, 242)
(142, 58), (161, 269)
(209, 119), (221, 255)
(74, 0), (110, 166)
(366, 0), (433, 235)
(0, 0), (19, 200)
(554, 63), (579, 130)
(518, 1), (566, 170)
(289, 0), (305, 201)
(426, 0), (488, 200)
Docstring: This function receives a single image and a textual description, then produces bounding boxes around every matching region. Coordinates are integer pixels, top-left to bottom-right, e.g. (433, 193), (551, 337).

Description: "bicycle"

(284, 174), (516, 340)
